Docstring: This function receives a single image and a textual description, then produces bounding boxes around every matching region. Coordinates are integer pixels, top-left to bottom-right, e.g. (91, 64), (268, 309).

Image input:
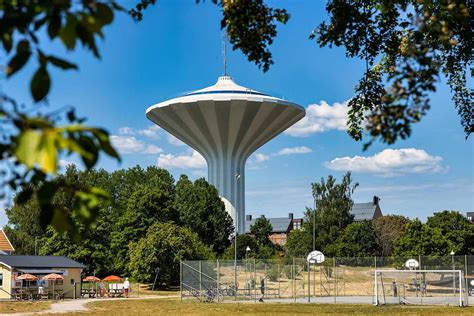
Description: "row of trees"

(5, 168), (473, 285)
(285, 173), (474, 258)
(5, 165), (233, 285)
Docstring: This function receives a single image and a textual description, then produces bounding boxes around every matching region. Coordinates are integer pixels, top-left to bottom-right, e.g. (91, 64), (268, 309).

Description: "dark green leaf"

(6, 40), (31, 77)
(2, 32), (13, 52)
(6, 50), (31, 77)
(96, 3), (114, 25)
(47, 13), (61, 39)
(47, 56), (78, 70)
(59, 14), (77, 50)
(16, 187), (33, 204)
(30, 66), (51, 102)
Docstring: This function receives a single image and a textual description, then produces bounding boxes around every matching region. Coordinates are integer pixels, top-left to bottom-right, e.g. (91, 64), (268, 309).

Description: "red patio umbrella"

(18, 274), (38, 281)
(18, 274), (38, 292)
(103, 275), (122, 282)
(42, 273), (64, 298)
(83, 276), (101, 282)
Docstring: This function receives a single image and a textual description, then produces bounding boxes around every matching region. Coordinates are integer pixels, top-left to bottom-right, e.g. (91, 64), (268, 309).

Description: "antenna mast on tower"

(222, 29), (227, 76)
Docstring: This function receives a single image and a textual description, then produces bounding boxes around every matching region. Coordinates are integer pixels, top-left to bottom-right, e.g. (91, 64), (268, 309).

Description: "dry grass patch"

(0, 300), (50, 314)
(81, 298), (474, 315)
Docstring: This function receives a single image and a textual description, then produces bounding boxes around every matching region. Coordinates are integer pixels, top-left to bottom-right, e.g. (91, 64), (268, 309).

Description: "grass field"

(81, 298), (474, 315)
(0, 301), (50, 314)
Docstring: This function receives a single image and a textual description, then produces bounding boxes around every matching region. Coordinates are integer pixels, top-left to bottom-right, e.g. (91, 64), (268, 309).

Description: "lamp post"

(234, 173), (241, 299)
(312, 198), (316, 251)
(450, 250), (456, 296)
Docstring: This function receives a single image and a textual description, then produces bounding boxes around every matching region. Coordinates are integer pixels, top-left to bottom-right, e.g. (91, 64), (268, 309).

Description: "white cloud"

(274, 146), (312, 156)
(117, 126), (161, 140)
(325, 148), (446, 176)
(285, 100), (348, 137)
(143, 145), (163, 154)
(118, 127), (135, 135)
(137, 125), (161, 140)
(157, 150), (206, 169)
(167, 134), (186, 146)
(255, 153), (270, 162)
(111, 135), (145, 154)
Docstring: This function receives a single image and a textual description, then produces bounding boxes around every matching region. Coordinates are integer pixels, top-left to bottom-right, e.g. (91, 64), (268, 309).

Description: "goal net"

(374, 270), (468, 307)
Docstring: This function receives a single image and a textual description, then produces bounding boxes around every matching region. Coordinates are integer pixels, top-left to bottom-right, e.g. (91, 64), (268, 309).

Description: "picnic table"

(81, 289), (97, 298)
(108, 284), (124, 297)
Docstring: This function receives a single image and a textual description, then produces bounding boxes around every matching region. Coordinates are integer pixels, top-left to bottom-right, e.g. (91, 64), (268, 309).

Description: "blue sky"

(1, 0), (473, 226)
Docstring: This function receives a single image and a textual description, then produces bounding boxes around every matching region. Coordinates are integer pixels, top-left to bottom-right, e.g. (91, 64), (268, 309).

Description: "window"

(0, 273), (3, 287)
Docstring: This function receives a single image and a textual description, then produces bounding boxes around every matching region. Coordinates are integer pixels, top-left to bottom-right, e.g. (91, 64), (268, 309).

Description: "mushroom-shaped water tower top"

(146, 76), (305, 233)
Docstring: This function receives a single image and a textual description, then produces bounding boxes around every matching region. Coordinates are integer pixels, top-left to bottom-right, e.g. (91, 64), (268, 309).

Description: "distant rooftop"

(0, 255), (86, 269)
(0, 229), (14, 253)
(350, 196), (383, 221)
(245, 213), (298, 233)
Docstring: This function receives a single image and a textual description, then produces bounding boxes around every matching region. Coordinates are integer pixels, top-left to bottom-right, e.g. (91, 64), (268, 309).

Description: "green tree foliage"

(1, 1), (125, 234)
(312, 172), (357, 255)
(426, 211), (474, 255)
(175, 175), (233, 255)
(222, 234), (259, 260)
(4, 194), (45, 255)
(392, 219), (452, 257)
(250, 216), (273, 246)
(373, 215), (410, 257)
(128, 222), (212, 284)
(5, 165), (232, 281)
(285, 228), (312, 258)
(333, 221), (380, 257)
(110, 187), (177, 274)
(315, 1), (472, 148)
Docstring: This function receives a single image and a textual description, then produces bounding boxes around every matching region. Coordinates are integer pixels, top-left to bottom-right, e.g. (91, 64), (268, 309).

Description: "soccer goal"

(374, 270), (468, 307)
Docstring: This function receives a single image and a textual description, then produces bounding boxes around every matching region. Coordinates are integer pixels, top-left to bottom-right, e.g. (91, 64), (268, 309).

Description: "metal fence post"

(180, 261), (182, 302)
(307, 260), (310, 303)
(465, 255), (469, 306)
(254, 258), (257, 303)
(334, 257), (336, 303)
(199, 261), (202, 301)
(217, 259), (220, 296)
(293, 257), (296, 303)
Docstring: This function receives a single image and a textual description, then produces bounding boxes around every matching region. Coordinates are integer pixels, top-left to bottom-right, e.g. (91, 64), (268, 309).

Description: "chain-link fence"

(181, 255), (473, 306)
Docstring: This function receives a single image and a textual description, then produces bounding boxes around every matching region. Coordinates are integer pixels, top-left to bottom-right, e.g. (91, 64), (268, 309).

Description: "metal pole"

(452, 254), (455, 296)
(459, 270), (462, 307)
(374, 268), (378, 305)
(334, 258), (336, 303)
(180, 261), (183, 302)
(217, 259), (220, 297)
(307, 261), (310, 303)
(293, 257), (296, 303)
(254, 258), (257, 303)
(313, 262), (316, 297)
(199, 261), (202, 301)
(234, 233), (238, 300)
(313, 199), (316, 251)
(465, 255), (469, 306)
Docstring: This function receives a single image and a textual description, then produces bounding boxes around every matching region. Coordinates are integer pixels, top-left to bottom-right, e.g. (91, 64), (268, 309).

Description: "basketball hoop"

(405, 258), (419, 270)
(307, 250), (325, 264)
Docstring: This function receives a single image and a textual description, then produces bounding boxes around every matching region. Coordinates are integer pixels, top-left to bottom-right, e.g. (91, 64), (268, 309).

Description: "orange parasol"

(103, 275), (122, 282)
(18, 274), (38, 281)
(42, 273), (64, 281)
(42, 273), (64, 298)
(83, 276), (101, 282)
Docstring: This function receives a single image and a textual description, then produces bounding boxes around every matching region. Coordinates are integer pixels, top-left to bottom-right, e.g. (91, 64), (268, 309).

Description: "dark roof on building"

(245, 217), (292, 233)
(350, 202), (378, 221)
(0, 255), (86, 269)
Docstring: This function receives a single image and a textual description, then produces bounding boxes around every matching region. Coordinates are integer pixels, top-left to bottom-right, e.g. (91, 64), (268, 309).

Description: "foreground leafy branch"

(1, 1), (124, 233)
